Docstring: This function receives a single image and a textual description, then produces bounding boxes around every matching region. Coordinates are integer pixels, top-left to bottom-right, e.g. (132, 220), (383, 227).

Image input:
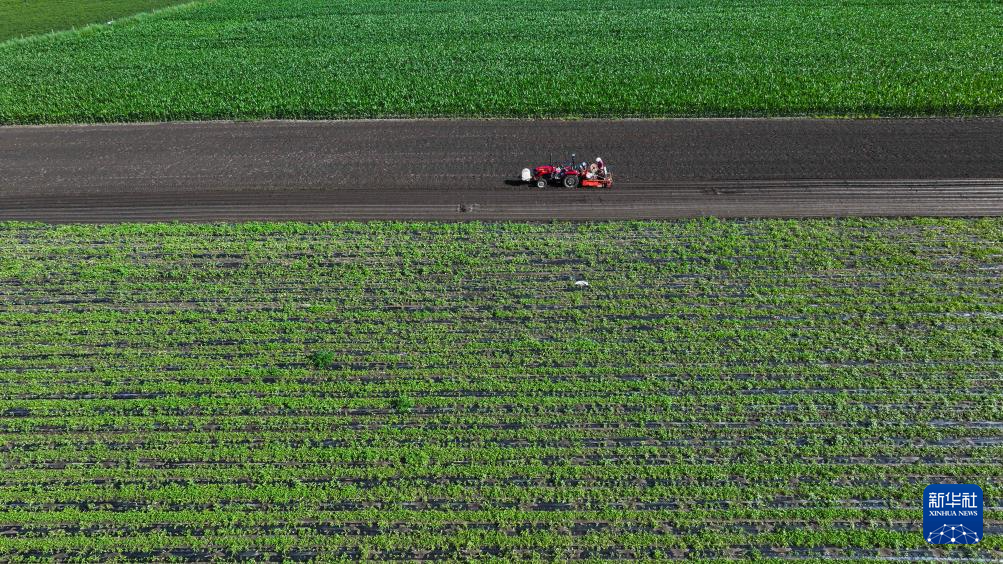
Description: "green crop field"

(0, 219), (1000, 560)
(0, 0), (187, 42)
(0, 0), (1001, 123)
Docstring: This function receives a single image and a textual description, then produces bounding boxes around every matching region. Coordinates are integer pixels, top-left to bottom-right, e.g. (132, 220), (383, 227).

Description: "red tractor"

(520, 154), (613, 189)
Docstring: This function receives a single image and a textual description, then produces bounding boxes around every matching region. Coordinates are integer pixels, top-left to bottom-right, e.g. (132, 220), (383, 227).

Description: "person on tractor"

(595, 157), (608, 179)
(568, 153), (578, 168)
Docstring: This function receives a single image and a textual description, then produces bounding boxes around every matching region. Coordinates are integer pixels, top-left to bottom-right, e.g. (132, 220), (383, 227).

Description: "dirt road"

(1, 119), (1001, 221)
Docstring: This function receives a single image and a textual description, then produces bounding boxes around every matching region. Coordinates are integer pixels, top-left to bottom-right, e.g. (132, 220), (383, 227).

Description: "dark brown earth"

(1, 119), (1001, 221)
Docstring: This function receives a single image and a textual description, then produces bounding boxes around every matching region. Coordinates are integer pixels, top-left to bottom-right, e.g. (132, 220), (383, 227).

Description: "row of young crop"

(2, 429), (1000, 450)
(2, 458), (1000, 482)
(0, 340), (998, 367)
(2, 396), (998, 419)
(0, 217), (998, 255)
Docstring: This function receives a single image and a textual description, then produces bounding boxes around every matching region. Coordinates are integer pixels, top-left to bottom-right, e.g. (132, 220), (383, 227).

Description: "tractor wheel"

(535, 178), (548, 189)
(563, 175), (579, 189)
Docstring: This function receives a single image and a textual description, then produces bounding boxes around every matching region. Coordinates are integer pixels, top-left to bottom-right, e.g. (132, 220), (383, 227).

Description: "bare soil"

(1, 119), (1001, 221)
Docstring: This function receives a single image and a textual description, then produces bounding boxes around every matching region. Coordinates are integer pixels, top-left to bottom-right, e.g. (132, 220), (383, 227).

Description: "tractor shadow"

(501, 178), (601, 191)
